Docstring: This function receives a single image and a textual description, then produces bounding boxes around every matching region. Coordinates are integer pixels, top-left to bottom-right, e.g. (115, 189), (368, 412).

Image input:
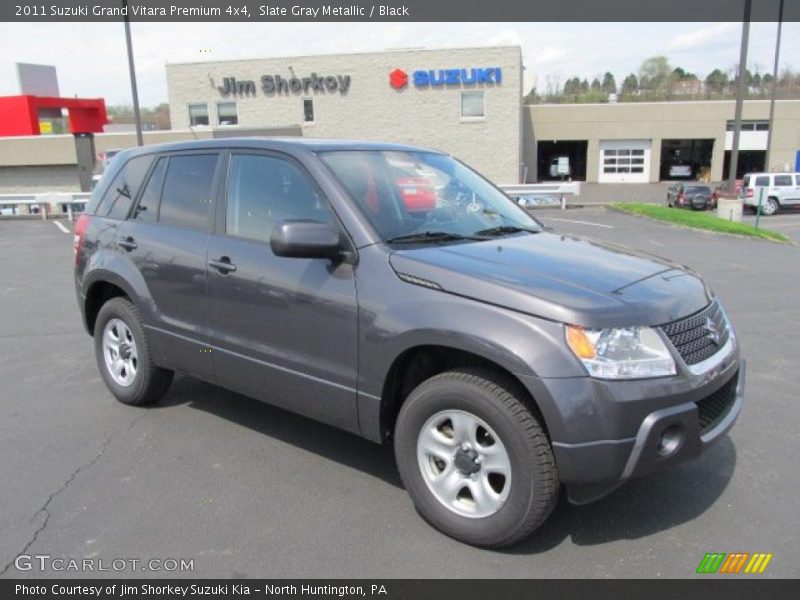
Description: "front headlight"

(565, 325), (676, 380)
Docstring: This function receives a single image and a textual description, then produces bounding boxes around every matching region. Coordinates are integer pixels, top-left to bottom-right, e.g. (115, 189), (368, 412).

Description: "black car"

(667, 183), (714, 210)
(74, 139), (743, 547)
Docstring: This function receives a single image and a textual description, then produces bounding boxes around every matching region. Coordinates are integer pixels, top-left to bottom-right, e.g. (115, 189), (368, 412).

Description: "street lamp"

(122, 0), (143, 146)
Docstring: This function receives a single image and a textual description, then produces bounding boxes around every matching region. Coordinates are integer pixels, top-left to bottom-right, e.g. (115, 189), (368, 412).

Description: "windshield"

(319, 150), (541, 242)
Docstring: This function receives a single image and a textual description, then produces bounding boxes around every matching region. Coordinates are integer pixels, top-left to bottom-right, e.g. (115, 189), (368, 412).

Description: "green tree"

(601, 72), (617, 94)
(590, 77), (601, 91)
(638, 55), (672, 92)
(621, 73), (639, 96)
(705, 69), (728, 94)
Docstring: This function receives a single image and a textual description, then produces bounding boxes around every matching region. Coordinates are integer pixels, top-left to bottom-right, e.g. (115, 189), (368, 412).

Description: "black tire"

(94, 297), (173, 406)
(394, 368), (559, 548)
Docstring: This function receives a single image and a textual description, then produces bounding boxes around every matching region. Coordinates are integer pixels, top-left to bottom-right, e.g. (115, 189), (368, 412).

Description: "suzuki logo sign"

(389, 67), (503, 89)
(389, 69), (408, 89)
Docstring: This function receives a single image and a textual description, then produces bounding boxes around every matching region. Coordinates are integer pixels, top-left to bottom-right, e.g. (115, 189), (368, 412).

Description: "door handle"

(208, 257), (237, 273)
(118, 237), (137, 251)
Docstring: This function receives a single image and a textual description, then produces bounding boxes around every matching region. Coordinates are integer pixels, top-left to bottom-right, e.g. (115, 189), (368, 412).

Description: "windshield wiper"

(385, 231), (486, 244)
(473, 225), (541, 238)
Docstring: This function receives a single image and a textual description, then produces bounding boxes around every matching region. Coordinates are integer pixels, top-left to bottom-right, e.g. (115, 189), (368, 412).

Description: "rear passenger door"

(119, 151), (223, 379)
(773, 174), (797, 205)
(205, 151), (359, 432)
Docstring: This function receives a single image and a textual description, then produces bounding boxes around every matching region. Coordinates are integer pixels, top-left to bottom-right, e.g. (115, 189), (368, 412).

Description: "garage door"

(599, 140), (651, 183)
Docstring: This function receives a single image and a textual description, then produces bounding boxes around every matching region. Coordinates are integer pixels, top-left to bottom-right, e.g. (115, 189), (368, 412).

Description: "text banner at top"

(2, 0), (799, 22)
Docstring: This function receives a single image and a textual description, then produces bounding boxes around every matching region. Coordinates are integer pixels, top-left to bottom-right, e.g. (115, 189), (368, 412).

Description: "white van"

(741, 172), (800, 215)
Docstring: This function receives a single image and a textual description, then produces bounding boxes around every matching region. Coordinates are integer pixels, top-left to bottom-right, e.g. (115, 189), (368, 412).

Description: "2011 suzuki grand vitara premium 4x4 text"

(75, 139), (744, 547)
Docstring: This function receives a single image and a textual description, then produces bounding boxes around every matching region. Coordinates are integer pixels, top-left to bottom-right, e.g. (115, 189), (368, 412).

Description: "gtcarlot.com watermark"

(13, 554), (194, 573)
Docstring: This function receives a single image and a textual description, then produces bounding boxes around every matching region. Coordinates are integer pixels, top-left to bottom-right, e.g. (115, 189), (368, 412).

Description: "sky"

(0, 21), (797, 107)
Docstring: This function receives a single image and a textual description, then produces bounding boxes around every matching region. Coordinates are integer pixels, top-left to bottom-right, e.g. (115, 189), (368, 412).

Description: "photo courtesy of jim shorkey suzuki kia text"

(1, 0), (799, 593)
(15, 584), (387, 597)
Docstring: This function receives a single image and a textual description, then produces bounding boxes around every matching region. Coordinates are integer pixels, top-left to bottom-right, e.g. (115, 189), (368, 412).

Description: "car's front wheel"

(94, 297), (173, 406)
(394, 369), (559, 547)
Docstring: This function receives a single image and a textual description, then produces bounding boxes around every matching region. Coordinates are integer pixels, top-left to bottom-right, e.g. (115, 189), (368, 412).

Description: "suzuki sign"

(389, 67), (502, 89)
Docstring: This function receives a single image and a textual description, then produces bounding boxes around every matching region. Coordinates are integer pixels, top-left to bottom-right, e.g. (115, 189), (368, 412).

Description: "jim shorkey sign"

(217, 74), (352, 97)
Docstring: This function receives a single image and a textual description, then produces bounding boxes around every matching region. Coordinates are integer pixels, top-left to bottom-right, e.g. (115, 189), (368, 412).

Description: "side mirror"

(270, 220), (343, 259)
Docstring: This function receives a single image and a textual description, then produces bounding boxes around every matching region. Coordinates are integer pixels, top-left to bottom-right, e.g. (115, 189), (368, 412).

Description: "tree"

(590, 77), (601, 91)
(601, 72), (617, 94)
(580, 78), (589, 93)
(621, 73), (639, 96)
(705, 69), (728, 94)
(638, 56), (672, 92)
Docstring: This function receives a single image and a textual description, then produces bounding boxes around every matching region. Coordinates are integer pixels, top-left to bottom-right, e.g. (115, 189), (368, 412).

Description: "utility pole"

(765, 0), (784, 171)
(123, 0), (144, 146)
(727, 0), (751, 189)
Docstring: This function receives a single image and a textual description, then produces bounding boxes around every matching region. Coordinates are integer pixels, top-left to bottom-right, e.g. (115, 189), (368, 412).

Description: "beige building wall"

(526, 100), (800, 182)
(166, 46), (523, 183)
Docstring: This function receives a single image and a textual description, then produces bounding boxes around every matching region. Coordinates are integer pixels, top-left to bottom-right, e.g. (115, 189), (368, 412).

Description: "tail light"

(746, 188), (754, 198)
(73, 214), (89, 264)
(678, 193), (686, 204)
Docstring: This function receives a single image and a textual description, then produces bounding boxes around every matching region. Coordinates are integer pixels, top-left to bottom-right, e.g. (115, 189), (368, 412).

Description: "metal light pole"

(123, 0), (144, 146)
(727, 0), (752, 189)
(765, 0), (784, 171)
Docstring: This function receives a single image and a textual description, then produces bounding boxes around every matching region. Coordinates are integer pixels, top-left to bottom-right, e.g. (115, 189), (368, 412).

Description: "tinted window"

(686, 186), (710, 194)
(98, 155), (153, 219)
(226, 154), (332, 243)
(754, 176), (770, 187)
(795, 175), (800, 186)
(774, 175), (793, 187)
(132, 157), (167, 223)
(159, 154), (218, 231)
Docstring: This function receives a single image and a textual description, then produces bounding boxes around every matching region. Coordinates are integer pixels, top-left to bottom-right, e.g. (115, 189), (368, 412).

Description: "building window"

(460, 91), (485, 119)
(188, 103), (209, 127)
(217, 102), (238, 126)
(726, 120), (768, 131)
(303, 98), (314, 123)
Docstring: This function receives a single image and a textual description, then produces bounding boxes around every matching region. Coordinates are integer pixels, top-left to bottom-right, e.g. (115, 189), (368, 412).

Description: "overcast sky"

(1, 21), (797, 106)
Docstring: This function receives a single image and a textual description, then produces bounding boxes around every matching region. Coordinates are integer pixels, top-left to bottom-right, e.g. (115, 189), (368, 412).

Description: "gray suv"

(74, 139), (744, 547)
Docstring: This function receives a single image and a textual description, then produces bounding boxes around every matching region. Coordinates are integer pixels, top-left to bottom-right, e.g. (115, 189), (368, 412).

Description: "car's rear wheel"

(94, 297), (173, 406)
(394, 369), (559, 547)
(762, 197), (779, 216)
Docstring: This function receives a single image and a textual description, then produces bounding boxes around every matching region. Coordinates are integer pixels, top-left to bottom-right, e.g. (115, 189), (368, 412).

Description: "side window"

(132, 157), (167, 223)
(226, 154), (332, 243)
(159, 154), (219, 231)
(774, 175), (792, 187)
(754, 176), (770, 187)
(99, 155), (153, 220)
(795, 175), (800, 186)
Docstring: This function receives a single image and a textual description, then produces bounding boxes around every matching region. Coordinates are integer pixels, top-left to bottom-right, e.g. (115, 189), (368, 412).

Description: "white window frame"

(217, 101), (239, 126)
(187, 103), (209, 127)
(459, 91), (485, 121)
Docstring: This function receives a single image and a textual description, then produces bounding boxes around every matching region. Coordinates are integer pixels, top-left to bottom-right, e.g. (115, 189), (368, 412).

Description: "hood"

(388, 232), (711, 328)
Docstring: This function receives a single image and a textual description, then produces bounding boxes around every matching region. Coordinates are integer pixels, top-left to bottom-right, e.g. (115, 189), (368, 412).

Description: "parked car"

(740, 172), (800, 216)
(75, 139), (743, 548)
(667, 183), (713, 210)
(711, 179), (742, 206)
(548, 156), (570, 178)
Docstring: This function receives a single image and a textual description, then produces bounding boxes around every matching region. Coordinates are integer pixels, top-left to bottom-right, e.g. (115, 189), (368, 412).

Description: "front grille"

(696, 373), (738, 434)
(660, 300), (730, 366)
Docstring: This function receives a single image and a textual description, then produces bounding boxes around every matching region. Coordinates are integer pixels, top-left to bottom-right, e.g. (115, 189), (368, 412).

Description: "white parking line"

(648, 240), (665, 247)
(53, 220), (70, 234)
(545, 218), (614, 229)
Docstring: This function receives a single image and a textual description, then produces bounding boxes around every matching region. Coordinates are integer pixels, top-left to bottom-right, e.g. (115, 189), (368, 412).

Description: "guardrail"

(498, 182), (581, 210)
(0, 192), (90, 221)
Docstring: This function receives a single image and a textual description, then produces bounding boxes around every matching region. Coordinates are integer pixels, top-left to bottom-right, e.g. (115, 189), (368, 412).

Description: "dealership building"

(1, 45), (799, 193)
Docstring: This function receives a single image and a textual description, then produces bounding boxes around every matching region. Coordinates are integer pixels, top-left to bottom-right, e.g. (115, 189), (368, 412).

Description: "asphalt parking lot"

(1, 210), (799, 579)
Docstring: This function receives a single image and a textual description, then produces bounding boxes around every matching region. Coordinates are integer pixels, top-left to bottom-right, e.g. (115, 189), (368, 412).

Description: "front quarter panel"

(354, 245), (584, 440)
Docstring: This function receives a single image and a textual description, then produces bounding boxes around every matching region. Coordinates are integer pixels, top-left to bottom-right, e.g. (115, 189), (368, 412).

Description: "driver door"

(206, 151), (359, 433)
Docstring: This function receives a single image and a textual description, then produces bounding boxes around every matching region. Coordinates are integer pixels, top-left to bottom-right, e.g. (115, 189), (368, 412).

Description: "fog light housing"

(657, 425), (683, 456)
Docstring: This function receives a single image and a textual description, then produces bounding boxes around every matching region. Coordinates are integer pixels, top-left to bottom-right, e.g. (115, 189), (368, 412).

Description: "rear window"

(132, 157), (167, 223)
(95, 155), (153, 219)
(158, 154), (219, 231)
(774, 175), (793, 187)
(685, 186), (710, 194)
(754, 176), (770, 187)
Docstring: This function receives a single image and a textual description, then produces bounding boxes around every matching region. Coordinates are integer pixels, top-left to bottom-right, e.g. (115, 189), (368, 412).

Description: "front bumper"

(518, 348), (744, 504)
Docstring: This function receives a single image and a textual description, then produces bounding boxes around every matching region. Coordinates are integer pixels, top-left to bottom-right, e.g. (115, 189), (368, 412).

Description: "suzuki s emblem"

(705, 317), (721, 346)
